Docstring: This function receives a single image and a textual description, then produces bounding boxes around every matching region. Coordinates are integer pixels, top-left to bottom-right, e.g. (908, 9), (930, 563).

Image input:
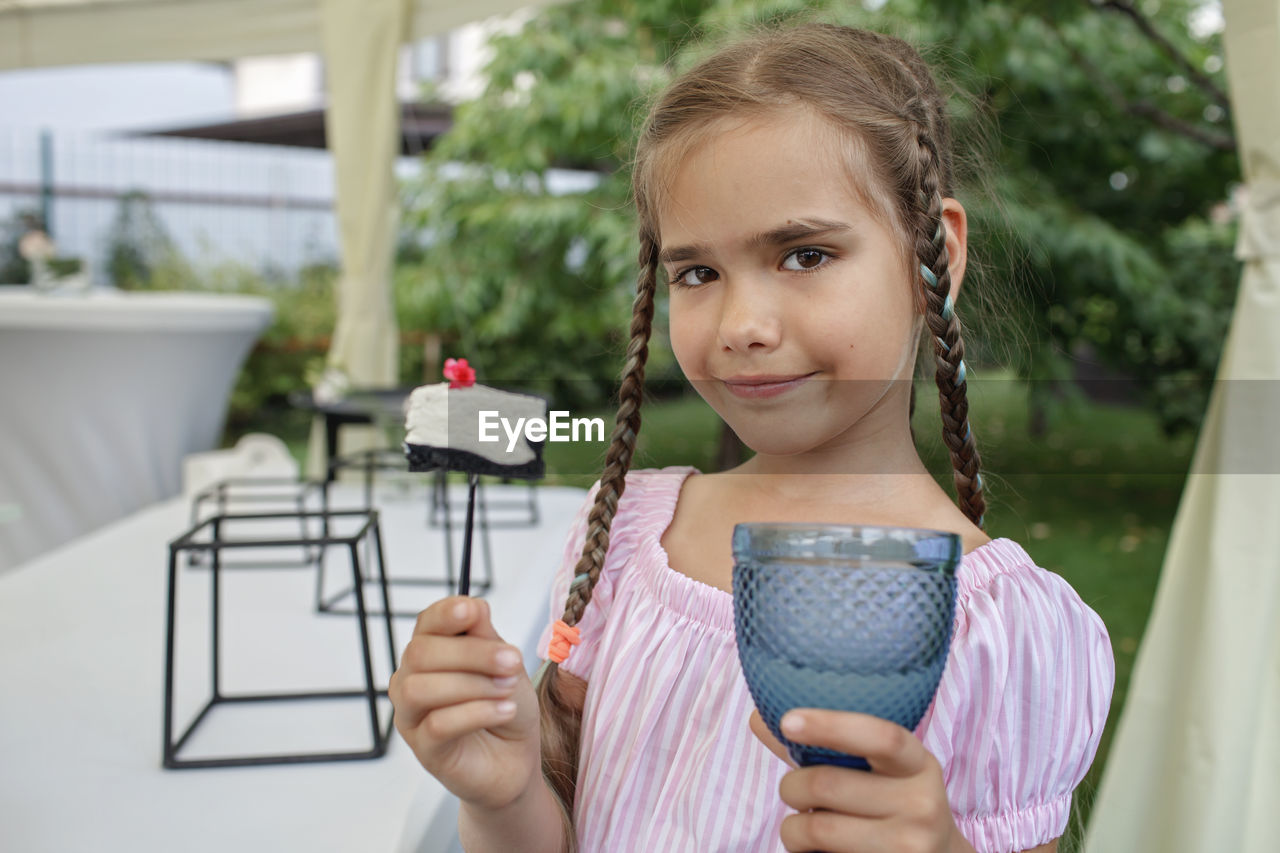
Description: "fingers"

(779, 799), (955, 853)
(780, 710), (928, 778)
(411, 697), (520, 744)
(413, 595), (500, 640)
(390, 634), (524, 724)
(399, 632), (524, 679)
(389, 644), (529, 751)
(780, 810), (876, 853)
(781, 809), (933, 853)
(771, 710), (956, 853)
(748, 710), (797, 768)
(390, 596), (525, 734)
(391, 670), (520, 729)
(778, 763), (906, 817)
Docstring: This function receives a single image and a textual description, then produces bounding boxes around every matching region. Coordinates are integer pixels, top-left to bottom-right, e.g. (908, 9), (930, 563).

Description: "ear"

(940, 198), (968, 305)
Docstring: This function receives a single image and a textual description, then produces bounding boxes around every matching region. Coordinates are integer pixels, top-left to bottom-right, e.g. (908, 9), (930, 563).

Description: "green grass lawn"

(244, 369), (1190, 845)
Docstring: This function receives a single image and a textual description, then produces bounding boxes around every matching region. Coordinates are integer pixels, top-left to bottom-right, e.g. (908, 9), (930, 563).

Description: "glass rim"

(732, 521), (961, 541)
(731, 522), (962, 572)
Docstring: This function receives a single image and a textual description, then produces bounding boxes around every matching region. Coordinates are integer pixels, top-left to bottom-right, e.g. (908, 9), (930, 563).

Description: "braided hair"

(534, 234), (657, 821)
(535, 22), (987, 836)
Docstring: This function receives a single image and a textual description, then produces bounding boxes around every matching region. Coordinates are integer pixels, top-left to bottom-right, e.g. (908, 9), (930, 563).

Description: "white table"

(0, 479), (584, 853)
(0, 287), (273, 573)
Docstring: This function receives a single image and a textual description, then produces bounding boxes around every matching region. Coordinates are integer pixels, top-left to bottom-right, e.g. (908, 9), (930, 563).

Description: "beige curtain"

(1083, 2), (1280, 849)
(299, 0), (408, 474)
(320, 0), (405, 391)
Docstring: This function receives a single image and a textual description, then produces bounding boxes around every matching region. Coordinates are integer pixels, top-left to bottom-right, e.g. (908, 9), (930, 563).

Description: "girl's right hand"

(389, 596), (542, 811)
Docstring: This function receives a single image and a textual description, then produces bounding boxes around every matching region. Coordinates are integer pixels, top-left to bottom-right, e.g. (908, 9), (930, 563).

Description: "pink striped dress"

(537, 467), (1114, 853)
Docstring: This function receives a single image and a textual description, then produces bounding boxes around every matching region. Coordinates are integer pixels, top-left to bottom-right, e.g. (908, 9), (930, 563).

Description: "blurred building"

(0, 19), (512, 284)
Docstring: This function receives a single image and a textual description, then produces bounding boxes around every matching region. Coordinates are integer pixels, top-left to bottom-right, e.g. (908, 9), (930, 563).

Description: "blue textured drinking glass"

(732, 523), (960, 769)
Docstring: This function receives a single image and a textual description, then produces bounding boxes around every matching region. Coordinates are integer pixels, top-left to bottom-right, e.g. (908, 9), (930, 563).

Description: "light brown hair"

(535, 22), (987, 837)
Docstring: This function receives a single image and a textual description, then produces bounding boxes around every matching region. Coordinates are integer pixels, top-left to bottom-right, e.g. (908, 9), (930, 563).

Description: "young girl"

(389, 23), (1114, 853)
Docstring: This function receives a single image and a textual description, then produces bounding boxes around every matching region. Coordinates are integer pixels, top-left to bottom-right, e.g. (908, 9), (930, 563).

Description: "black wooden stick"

(457, 473), (479, 596)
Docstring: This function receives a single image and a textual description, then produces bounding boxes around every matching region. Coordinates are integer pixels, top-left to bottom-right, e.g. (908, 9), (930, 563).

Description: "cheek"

(668, 305), (705, 366)
(824, 296), (917, 373)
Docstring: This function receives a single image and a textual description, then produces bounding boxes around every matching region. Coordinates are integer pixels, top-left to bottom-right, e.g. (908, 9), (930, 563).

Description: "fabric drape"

(1084, 3), (1280, 849)
(319, 0), (405, 392)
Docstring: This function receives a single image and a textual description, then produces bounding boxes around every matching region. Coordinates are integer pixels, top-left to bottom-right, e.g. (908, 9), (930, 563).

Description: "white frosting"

(404, 382), (548, 465)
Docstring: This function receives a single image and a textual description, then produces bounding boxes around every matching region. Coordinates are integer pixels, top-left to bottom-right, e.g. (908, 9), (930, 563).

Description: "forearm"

(458, 776), (568, 853)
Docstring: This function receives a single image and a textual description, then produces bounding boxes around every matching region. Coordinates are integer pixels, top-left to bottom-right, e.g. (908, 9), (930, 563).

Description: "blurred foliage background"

(2, 0), (1236, 438)
(395, 0), (1238, 433)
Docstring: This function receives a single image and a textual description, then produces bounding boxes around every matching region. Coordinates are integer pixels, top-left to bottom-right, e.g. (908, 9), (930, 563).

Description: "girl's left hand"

(749, 709), (976, 853)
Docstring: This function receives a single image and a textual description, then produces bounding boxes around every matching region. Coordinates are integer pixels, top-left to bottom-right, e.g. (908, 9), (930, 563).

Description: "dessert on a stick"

(403, 358), (547, 595)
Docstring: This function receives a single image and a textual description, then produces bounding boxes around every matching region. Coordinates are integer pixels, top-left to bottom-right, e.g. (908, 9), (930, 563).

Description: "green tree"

(928, 0), (1239, 435)
(401, 0), (1239, 433)
(398, 0), (714, 407)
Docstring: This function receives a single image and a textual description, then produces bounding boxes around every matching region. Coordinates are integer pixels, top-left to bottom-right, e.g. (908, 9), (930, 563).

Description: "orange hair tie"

(547, 620), (581, 664)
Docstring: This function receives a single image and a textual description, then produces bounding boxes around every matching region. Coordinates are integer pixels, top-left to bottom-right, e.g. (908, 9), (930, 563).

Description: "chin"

(722, 419), (833, 459)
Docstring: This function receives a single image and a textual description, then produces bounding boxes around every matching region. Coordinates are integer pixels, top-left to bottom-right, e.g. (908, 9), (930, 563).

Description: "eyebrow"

(658, 218), (852, 265)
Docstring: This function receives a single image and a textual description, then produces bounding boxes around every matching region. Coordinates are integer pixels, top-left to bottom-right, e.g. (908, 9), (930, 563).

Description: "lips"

(721, 372), (816, 399)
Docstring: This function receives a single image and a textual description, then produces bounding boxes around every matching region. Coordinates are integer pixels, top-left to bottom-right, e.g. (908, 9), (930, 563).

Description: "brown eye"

(783, 248), (828, 271)
(674, 266), (719, 287)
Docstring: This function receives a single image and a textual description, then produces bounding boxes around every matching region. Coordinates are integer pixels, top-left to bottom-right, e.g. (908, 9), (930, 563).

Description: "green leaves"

(989, 3), (1235, 432)
(396, 0), (710, 407)
(400, 0), (1239, 432)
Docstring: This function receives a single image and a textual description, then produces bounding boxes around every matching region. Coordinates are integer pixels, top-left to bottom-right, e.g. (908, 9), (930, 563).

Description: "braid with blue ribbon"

(918, 197), (985, 529)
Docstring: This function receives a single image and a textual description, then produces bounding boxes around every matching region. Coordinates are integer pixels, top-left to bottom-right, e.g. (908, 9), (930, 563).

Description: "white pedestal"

(0, 287), (273, 572)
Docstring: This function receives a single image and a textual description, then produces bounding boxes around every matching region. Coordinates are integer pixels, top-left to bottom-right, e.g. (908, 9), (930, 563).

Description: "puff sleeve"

(919, 541), (1115, 853)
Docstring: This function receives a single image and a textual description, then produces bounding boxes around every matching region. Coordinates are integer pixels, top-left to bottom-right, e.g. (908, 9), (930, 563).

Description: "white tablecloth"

(0, 479), (584, 853)
(0, 287), (273, 573)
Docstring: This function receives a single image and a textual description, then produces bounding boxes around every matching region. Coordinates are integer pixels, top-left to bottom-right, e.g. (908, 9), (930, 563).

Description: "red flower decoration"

(443, 357), (476, 389)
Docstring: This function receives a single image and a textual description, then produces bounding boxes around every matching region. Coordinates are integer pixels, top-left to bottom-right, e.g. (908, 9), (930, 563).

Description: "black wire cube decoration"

(163, 509), (397, 769)
(187, 478), (325, 569)
(314, 452), (494, 614)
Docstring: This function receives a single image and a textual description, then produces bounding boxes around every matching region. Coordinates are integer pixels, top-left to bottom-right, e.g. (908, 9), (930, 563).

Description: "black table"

(289, 388), (414, 482)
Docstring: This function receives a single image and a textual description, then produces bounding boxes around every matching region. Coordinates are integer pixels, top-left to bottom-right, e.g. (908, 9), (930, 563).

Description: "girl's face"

(657, 110), (922, 461)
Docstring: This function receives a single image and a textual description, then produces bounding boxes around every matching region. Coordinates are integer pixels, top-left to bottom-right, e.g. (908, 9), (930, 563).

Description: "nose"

(717, 277), (781, 353)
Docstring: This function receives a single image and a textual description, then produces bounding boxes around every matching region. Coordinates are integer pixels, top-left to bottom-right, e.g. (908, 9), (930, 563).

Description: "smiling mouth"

(721, 373), (817, 399)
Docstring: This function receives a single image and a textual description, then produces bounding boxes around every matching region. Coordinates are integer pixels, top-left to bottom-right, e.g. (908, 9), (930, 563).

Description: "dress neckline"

(640, 465), (1034, 631)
